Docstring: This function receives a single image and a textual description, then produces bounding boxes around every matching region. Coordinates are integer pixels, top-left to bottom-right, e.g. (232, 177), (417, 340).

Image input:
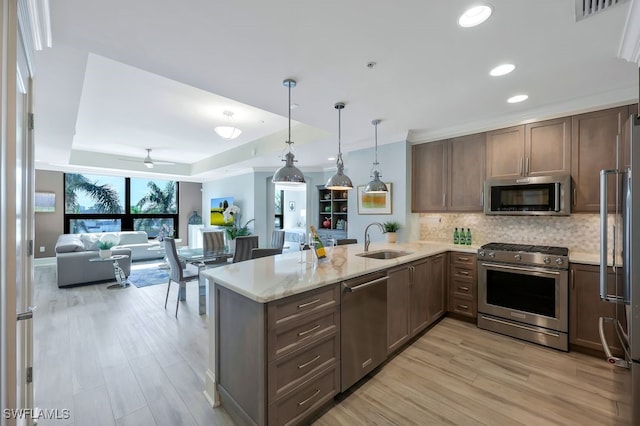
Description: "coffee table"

(89, 254), (131, 289)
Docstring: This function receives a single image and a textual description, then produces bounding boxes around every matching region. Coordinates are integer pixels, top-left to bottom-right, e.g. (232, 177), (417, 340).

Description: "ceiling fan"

(136, 148), (175, 168)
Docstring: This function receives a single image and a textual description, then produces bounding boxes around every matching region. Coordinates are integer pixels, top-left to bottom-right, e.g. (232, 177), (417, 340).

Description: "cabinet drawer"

(271, 308), (339, 359)
(269, 335), (338, 402)
(450, 252), (476, 268)
(269, 285), (339, 327)
(268, 366), (338, 426)
(449, 295), (476, 318)
(450, 279), (475, 298)
(450, 265), (475, 281)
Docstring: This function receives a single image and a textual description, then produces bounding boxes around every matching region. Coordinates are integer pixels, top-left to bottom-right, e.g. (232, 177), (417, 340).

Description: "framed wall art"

(35, 191), (56, 213)
(357, 183), (391, 214)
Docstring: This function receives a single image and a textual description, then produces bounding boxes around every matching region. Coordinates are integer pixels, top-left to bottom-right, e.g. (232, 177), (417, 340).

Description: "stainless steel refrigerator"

(599, 112), (640, 424)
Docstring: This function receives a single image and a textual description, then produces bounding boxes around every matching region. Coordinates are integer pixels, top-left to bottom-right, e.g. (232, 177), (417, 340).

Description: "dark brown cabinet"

(486, 118), (571, 179)
(215, 283), (340, 426)
(448, 251), (477, 319)
(387, 254), (447, 355)
(317, 185), (348, 244)
(571, 106), (629, 212)
(569, 263), (625, 356)
(412, 134), (485, 212)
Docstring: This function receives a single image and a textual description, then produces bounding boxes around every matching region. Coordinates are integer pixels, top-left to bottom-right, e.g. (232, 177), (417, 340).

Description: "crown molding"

(619, 0), (640, 64)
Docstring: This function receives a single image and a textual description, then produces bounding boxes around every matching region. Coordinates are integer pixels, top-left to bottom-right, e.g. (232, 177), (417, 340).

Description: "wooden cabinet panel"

(571, 106), (629, 212)
(409, 259), (429, 335)
(486, 126), (524, 179)
(386, 265), (411, 354)
(427, 253), (447, 325)
(525, 117), (571, 176)
(412, 141), (447, 212)
(448, 133), (486, 211)
(569, 263), (625, 355)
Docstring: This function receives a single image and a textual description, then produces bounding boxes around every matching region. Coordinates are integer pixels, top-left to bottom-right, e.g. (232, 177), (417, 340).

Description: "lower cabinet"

(448, 251), (478, 319)
(387, 254), (447, 355)
(216, 283), (340, 426)
(569, 263), (626, 355)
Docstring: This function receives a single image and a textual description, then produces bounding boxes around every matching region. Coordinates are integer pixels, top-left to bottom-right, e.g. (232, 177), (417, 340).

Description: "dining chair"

(202, 231), (228, 265)
(336, 238), (358, 246)
(232, 235), (259, 263)
(164, 237), (199, 316)
(251, 247), (283, 259)
(270, 230), (285, 250)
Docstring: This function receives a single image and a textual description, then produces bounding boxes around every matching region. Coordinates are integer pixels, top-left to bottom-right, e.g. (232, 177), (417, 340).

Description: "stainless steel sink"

(355, 250), (412, 259)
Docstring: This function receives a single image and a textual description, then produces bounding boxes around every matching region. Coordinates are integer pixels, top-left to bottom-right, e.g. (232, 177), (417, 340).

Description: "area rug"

(128, 260), (169, 288)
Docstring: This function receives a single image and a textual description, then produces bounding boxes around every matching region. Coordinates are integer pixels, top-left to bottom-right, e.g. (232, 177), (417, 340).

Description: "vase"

(99, 249), (112, 259)
(228, 239), (236, 254)
(386, 232), (397, 243)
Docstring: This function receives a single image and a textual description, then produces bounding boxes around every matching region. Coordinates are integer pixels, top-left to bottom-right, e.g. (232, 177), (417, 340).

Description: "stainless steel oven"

(477, 243), (569, 351)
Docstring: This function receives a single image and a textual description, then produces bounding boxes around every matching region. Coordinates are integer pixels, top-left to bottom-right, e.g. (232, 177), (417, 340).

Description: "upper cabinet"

(486, 117), (571, 179)
(412, 134), (485, 213)
(571, 106), (629, 212)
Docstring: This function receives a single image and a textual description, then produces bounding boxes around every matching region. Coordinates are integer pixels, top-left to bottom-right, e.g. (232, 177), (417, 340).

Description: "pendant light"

(273, 79), (306, 186)
(364, 119), (388, 193)
(325, 102), (353, 190)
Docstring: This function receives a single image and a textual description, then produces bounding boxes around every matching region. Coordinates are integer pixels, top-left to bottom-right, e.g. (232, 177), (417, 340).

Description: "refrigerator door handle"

(600, 169), (625, 303)
(598, 316), (630, 368)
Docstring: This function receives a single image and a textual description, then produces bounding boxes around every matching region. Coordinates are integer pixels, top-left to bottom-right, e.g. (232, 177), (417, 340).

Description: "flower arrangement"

(156, 223), (174, 242)
(222, 205), (254, 240)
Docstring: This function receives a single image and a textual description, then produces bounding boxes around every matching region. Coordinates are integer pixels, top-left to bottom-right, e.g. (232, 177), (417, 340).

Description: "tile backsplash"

(419, 213), (611, 253)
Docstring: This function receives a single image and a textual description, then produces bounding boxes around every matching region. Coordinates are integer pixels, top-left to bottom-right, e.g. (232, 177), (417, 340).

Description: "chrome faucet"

(364, 222), (386, 252)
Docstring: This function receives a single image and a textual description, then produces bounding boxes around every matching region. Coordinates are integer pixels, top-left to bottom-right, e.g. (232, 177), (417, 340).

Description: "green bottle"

(465, 228), (472, 245)
(453, 228), (459, 244)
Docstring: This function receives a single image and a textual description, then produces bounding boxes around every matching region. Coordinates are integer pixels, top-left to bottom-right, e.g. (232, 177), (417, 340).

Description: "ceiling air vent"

(575, 0), (630, 21)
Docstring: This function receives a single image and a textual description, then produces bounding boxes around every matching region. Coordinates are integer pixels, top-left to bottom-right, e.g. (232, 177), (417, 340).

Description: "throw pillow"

(80, 233), (100, 251)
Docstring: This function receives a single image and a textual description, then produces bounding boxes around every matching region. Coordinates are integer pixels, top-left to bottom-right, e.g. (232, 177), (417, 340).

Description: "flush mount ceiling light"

(458, 5), (493, 27)
(507, 94), (529, 103)
(273, 79), (306, 186)
(490, 63), (515, 77)
(364, 119), (388, 193)
(214, 110), (242, 140)
(326, 102), (353, 191)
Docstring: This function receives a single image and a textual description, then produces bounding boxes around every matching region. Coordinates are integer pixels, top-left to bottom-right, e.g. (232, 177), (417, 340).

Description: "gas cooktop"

(478, 242), (569, 269)
(480, 242), (569, 256)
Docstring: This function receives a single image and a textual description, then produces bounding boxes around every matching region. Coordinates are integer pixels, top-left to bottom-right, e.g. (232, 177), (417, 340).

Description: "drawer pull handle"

(298, 389), (320, 407)
(297, 299), (321, 309)
(457, 256), (469, 261)
(458, 304), (469, 310)
(458, 271), (470, 276)
(298, 324), (321, 337)
(459, 286), (470, 292)
(298, 355), (321, 369)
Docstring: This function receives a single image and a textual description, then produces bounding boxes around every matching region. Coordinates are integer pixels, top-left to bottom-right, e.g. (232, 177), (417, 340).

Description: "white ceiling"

(33, 0), (639, 182)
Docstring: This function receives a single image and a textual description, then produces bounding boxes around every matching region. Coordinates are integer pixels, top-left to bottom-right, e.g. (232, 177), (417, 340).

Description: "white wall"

(202, 172), (255, 231)
(282, 189), (307, 228)
(345, 140), (411, 244)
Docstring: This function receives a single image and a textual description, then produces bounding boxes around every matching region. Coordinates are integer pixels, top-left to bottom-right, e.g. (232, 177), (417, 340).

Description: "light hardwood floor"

(33, 264), (631, 425)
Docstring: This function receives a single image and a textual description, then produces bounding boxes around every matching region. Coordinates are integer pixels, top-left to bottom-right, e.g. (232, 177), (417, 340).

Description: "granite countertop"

(201, 241), (479, 303)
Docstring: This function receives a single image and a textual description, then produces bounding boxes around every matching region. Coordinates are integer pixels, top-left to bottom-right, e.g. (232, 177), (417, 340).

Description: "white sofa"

(54, 231), (164, 287)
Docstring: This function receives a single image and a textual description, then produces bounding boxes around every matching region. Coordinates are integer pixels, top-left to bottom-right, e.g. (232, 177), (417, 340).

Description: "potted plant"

(383, 221), (400, 243)
(98, 240), (116, 258)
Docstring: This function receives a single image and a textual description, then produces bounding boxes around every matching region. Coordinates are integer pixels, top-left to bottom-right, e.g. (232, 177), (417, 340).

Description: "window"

(274, 189), (283, 229)
(64, 173), (179, 237)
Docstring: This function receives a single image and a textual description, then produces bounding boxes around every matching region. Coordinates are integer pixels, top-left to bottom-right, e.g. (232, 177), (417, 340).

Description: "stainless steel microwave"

(484, 175), (571, 215)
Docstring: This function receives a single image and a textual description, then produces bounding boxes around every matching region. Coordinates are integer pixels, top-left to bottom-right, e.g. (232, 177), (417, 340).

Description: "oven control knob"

(543, 257), (551, 264)
(514, 254), (522, 261)
(478, 250), (485, 257)
(555, 258), (564, 265)
(488, 252), (495, 258)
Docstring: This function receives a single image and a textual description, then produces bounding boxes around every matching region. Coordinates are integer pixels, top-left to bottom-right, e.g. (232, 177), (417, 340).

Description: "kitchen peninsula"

(200, 241), (477, 425)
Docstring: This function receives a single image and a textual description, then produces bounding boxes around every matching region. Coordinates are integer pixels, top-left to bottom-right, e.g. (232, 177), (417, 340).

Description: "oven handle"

(480, 315), (560, 338)
(480, 262), (560, 275)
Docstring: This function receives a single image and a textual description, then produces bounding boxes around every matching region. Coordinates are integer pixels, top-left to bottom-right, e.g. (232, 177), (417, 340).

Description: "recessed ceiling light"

(328, 157), (336, 161)
(507, 94), (528, 103)
(458, 5), (493, 27)
(490, 63), (515, 77)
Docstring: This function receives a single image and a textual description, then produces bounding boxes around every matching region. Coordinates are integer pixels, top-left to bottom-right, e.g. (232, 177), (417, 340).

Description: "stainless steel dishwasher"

(341, 271), (388, 392)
